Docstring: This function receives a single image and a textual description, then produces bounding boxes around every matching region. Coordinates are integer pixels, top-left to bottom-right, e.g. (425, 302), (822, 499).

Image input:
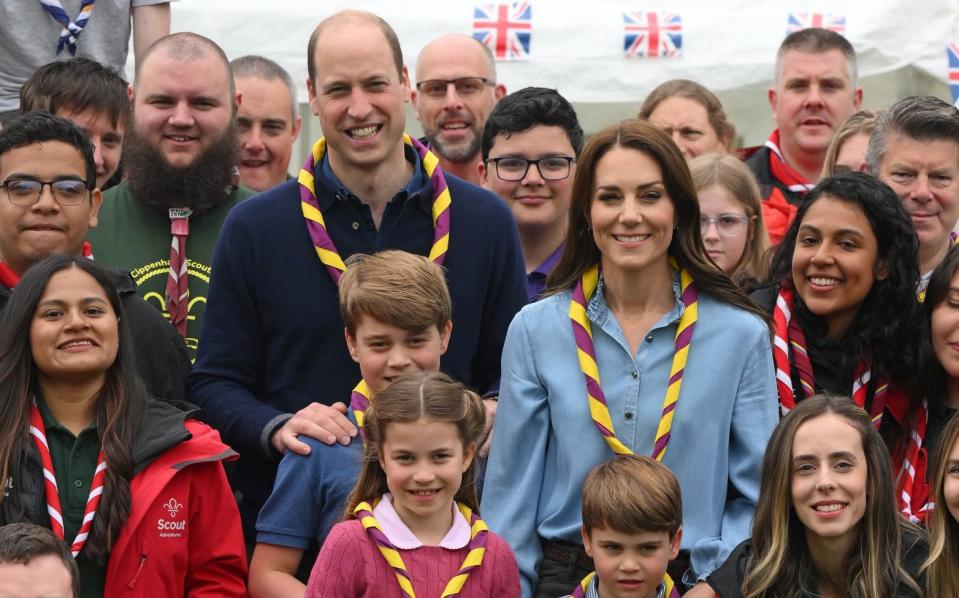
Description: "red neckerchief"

(0, 242), (94, 289)
(772, 286), (885, 425)
(766, 130), (815, 196)
(887, 395), (930, 523)
(29, 399), (107, 557)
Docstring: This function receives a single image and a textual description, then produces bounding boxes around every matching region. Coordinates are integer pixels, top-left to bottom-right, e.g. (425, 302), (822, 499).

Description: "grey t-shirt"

(0, 0), (171, 114)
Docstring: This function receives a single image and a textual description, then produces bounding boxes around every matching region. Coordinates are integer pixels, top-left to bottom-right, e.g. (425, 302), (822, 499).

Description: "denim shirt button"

(630, 370), (638, 379)
(645, 334), (654, 342)
(625, 411), (634, 419)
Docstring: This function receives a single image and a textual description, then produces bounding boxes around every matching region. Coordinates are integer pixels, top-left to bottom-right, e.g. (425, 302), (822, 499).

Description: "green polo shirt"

(37, 400), (106, 598)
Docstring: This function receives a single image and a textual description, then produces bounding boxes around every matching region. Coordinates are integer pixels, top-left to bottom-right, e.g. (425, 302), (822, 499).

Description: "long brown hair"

(344, 371), (486, 518)
(546, 119), (767, 325)
(0, 256), (145, 562)
(922, 413), (959, 596)
(744, 395), (922, 598)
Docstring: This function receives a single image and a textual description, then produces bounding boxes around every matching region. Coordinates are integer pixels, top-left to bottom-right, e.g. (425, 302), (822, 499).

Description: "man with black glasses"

(413, 34), (506, 185)
(0, 112), (189, 403)
(481, 87), (583, 300)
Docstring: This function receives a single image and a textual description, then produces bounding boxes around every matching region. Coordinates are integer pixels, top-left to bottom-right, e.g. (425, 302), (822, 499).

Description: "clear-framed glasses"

(1, 178), (90, 207)
(487, 156), (576, 181)
(415, 77), (495, 99)
(700, 213), (752, 237)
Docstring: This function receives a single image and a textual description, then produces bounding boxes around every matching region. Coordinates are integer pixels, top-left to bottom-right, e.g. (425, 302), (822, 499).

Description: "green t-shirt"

(36, 399), (104, 598)
(87, 181), (253, 359)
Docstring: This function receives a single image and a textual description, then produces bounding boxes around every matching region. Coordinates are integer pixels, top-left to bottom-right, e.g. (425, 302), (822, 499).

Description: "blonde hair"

(744, 395), (922, 598)
(339, 250), (451, 335)
(343, 371), (486, 518)
(688, 153), (770, 284)
(922, 413), (959, 596)
(581, 455), (681, 537)
(821, 110), (878, 178)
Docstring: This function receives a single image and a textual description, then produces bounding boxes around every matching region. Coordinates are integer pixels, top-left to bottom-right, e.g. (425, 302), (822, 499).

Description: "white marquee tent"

(162, 0), (959, 165)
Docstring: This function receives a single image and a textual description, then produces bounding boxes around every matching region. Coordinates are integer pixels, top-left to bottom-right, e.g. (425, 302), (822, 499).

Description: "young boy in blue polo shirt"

(564, 455), (684, 598)
(248, 250), (453, 595)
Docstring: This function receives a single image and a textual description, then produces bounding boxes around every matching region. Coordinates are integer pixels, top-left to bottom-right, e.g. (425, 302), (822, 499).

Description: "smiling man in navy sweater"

(188, 9), (527, 545)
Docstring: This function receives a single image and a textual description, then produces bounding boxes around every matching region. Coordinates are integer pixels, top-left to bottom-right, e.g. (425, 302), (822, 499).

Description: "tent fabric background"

(152, 0), (959, 167)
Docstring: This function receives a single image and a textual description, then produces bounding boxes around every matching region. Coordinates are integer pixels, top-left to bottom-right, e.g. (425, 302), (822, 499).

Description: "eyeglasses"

(1, 178), (90, 207)
(700, 214), (752, 237)
(415, 77), (495, 99)
(487, 156), (576, 181)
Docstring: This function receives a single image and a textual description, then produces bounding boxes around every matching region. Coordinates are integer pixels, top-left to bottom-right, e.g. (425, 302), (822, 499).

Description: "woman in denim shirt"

(482, 120), (778, 598)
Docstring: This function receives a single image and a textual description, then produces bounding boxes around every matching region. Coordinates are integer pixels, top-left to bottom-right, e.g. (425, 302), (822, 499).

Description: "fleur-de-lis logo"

(164, 498), (183, 518)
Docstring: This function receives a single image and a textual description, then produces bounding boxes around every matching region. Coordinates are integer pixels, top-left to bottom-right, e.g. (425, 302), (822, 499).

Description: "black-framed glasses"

(415, 77), (495, 99)
(488, 156), (576, 181)
(1, 178), (90, 207)
(699, 214), (752, 237)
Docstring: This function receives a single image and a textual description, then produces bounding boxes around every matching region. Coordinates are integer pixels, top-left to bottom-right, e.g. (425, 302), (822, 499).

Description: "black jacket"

(745, 146), (806, 207)
(707, 532), (927, 598)
(0, 269), (190, 404)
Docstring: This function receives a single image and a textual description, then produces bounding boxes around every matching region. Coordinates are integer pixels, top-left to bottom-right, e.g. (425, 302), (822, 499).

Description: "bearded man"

(88, 33), (254, 358)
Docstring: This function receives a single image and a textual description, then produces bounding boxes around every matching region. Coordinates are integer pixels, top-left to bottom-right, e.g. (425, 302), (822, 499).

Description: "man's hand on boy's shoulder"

(270, 401), (358, 455)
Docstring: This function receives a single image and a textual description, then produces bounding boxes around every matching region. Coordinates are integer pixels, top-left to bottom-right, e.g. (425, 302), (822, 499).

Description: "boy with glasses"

(481, 87), (583, 300)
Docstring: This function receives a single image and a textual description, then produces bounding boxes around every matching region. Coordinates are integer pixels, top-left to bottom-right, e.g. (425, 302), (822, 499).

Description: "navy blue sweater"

(188, 166), (527, 511)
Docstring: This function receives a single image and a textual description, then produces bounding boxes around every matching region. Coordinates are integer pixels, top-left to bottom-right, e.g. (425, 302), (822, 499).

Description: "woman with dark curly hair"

(752, 171), (926, 518)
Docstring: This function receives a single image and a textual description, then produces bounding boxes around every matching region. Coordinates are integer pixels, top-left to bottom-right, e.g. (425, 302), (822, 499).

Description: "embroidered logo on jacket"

(164, 498), (182, 517)
(157, 497), (187, 538)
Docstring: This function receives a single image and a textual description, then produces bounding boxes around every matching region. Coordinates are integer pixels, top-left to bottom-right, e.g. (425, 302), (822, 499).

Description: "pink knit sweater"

(306, 519), (521, 597)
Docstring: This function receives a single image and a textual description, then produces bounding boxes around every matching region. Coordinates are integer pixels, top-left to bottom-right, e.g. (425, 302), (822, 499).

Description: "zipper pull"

(128, 554), (147, 589)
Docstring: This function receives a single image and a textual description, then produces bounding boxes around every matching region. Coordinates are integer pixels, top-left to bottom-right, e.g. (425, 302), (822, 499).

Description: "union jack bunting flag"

(949, 42), (959, 107)
(787, 12), (846, 34)
(473, 2), (532, 60)
(623, 12), (682, 58)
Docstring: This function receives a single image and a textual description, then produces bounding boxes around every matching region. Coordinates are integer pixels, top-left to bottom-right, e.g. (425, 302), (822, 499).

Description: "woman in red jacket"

(0, 255), (246, 597)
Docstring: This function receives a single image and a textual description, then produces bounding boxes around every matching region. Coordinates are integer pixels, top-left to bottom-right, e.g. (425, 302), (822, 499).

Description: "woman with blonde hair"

(706, 395), (926, 598)
(689, 153), (770, 285)
(821, 110), (878, 177)
(922, 413), (959, 596)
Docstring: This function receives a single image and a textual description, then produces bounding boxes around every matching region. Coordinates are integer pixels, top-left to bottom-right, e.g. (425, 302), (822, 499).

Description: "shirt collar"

(586, 270), (684, 326)
(531, 244), (565, 278)
(36, 397), (98, 435)
(582, 575), (667, 598)
(317, 143), (431, 215)
(371, 493), (471, 550)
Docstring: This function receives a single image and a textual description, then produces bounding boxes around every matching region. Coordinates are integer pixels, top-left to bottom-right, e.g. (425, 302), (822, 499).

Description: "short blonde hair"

(581, 455), (682, 537)
(689, 153), (770, 284)
(339, 251), (451, 335)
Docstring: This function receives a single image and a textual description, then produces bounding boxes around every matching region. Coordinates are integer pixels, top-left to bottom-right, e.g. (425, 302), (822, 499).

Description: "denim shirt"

(482, 277), (777, 597)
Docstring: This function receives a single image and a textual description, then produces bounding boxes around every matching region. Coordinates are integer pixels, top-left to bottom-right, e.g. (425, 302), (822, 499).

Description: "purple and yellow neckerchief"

(568, 259), (698, 459)
(297, 134), (450, 283)
(298, 134), (451, 434)
(570, 570), (680, 598)
(39, 0), (95, 56)
(353, 498), (488, 597)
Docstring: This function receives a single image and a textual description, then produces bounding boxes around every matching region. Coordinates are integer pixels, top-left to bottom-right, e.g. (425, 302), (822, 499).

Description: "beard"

(424, 120), (482, 163)
(123, 123), (240, 214)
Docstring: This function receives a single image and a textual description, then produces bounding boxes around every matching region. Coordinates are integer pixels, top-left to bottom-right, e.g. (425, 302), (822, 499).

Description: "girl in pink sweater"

(306, 371), (520, 597)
